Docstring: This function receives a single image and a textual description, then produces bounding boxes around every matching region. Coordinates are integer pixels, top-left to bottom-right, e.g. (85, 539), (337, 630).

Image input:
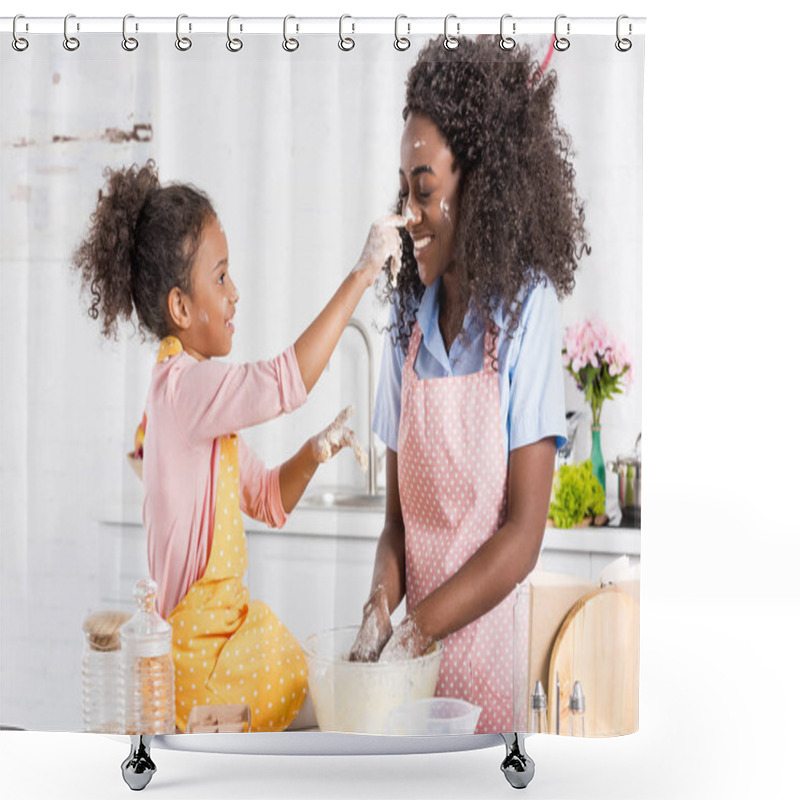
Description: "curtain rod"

(1, 16), (646, 37)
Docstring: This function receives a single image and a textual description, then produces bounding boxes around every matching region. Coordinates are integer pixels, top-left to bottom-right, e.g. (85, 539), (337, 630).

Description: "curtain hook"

(554, 14), (570, 52)
(175, 14), (192, 51)
(122, 14), (139, 52)
(338, 14), (355, 51)
(63, 13), (80, 51)
(615, 15), (632, 52)
(283, 15), (299, 52)
(12, 14), (29, 52)
(443, 14), (459, 50)
(226, 15), (243, 52)
(394, 14), (410, 51)
(500, 14), (516, 50)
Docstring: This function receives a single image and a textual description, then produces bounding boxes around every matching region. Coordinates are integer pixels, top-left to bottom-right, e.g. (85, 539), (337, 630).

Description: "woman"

(350, 36), (589, 734)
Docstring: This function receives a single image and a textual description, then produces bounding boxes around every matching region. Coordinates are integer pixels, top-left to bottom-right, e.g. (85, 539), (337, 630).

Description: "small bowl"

(383, 697), (482, 736)
(302, 626), (443, 734)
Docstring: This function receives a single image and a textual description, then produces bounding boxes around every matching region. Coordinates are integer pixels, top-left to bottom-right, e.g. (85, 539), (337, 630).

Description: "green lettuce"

(548, 460), (606, 529)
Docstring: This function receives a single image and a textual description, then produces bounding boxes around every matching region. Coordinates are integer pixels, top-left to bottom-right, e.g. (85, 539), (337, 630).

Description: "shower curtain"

(0, 19), (644, 739)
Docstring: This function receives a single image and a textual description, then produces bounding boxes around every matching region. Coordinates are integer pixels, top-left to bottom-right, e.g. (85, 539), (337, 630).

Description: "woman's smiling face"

(399, 113), (461, 287)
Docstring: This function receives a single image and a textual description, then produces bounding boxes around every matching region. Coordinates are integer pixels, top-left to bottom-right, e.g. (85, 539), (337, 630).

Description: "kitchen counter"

(104, 502), (640, 555)
(100, 500), (640, 650)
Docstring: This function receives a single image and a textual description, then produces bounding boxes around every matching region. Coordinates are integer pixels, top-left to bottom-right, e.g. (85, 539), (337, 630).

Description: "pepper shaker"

(569, 680), (586, 737)
(530, 680), (548, 734)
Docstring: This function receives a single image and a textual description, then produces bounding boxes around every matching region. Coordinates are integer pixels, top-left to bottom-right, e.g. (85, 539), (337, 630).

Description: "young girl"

(350, 36), (588, 734)
(73, 160), (403, 732)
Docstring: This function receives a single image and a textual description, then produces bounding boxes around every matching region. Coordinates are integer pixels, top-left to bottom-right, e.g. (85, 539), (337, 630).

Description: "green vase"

(591, 425), (606, 496)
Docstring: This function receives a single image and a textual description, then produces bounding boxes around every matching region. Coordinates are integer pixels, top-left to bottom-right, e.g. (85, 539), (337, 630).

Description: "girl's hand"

(352, 215), (405, 287)
(310, 405), (368, 471)
(348, 586), (393, 662)
(378, 612), (433, 663)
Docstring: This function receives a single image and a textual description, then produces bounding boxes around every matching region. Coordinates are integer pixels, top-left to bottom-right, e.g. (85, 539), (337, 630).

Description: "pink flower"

(562, 318), (634, 424)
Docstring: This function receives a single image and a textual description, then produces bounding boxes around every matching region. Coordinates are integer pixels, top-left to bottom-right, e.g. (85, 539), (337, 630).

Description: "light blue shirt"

(372, 277), (568, 456)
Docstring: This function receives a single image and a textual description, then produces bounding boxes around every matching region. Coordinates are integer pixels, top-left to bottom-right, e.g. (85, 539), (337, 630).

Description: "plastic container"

(119, 578), (175, 735)
(302, 625), (443, 734)
(81, 610), (131, 733)
(383, 697), (481, 736)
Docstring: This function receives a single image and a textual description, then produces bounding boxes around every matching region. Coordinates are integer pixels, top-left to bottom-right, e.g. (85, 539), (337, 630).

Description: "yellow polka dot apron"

(157, 337), (308, 733)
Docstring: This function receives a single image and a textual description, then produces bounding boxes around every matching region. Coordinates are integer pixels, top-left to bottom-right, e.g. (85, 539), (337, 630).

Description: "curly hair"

(382, 35), (589, 354)
(72, 160), (216, 340)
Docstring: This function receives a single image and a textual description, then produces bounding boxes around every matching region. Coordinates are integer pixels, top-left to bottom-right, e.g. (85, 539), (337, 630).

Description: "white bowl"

(302, 626), (443, 734)
(383, 698), (482, 736)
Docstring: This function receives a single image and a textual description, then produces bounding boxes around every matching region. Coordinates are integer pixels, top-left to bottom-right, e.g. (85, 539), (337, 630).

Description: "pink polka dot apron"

(397, 322), (513, 733)
(157, 337), (307, 733)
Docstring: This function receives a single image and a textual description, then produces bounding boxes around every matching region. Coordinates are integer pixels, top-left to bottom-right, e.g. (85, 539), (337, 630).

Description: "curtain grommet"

(63, 13), (80, 51)
(175, 14), (192, 51)
(226, 15), (243, 52)
(282, 15), (299, 52)
(394, 15), (410, 51)
(443, 14), (459, 50)
(338, 14), (355, 51)
(499, 14), (516, 51)
(122, 14), (139, 52)
(554, 14), (570, 52)
(12, 14), (29, 51)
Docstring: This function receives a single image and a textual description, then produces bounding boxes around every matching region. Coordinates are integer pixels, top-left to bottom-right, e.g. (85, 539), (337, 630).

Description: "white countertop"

(103, 501), (640, 555)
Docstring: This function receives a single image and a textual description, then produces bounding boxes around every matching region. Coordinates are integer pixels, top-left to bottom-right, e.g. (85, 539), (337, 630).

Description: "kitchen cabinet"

(99, 506), (640, 645)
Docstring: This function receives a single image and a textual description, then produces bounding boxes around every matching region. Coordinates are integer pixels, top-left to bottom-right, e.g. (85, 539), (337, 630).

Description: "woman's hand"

(309, 405), (368, 471)
(378, 613), (433, 663)
(352, 215), (405, 287)
(348, 586), (393, 662)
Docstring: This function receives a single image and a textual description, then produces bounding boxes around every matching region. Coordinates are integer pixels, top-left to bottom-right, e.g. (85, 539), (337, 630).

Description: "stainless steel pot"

(608, 434), (641, 525)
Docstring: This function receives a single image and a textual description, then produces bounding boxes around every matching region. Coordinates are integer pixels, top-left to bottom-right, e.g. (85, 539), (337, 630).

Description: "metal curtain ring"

(226, 15), (243, 52)
(63, 14), (80, 51)
(12, 14), (29, 51)
(394, 15), (410, 51)
(499, 14), (516, 50)
(122, 14), (139, 51)
(283, 15), (299, 52)
(443, 14), (459, 50)
(338, 14), (355, 51)
(175, 14), (192, 51)
(554, 14), (570, 51)
(615, 15), (632, 52)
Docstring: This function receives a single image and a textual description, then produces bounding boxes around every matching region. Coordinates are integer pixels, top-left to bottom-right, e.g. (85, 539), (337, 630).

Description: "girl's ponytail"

(73, 161), (215, 340)
(73, 160), (160, 339)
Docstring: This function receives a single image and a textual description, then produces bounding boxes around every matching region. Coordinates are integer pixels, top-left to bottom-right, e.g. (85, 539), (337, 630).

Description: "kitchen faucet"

(345, 319), (378, 496)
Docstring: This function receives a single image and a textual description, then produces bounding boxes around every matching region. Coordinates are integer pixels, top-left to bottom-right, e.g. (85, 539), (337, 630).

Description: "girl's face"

(399, 113), (461, 287)
(180, 216), (238, 360)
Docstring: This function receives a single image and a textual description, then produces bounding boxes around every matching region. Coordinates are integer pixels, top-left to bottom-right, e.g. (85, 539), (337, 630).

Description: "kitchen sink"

(300, 489), (386, 512)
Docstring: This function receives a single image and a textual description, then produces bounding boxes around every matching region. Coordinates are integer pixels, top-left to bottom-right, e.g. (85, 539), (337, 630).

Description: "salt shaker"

(530, 680), (548, 734)
(81, 609), (131, 732)
(569, 680), (586, 737)
(119, 578), (175, 735)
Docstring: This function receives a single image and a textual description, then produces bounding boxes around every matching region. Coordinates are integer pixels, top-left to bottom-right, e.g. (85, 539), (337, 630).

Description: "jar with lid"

(119, 577), (175, 735)
(81, 609), (131, 732)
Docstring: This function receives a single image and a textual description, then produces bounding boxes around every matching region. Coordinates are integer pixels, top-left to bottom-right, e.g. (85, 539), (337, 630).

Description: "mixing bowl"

(302, 626), (443, 734)
(383, 698), (482, 736)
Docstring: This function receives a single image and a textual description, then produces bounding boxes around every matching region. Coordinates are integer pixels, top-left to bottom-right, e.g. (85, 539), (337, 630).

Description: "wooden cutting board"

(547, 586), (639, 737)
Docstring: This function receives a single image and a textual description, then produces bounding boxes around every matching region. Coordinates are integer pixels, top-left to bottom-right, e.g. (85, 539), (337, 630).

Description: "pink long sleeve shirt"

(142, 344), (308, 618)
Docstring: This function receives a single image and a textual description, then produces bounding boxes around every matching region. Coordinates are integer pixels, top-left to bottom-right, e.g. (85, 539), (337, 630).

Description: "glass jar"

(119, 578), (175, 735)
(81, 610), (131, 733)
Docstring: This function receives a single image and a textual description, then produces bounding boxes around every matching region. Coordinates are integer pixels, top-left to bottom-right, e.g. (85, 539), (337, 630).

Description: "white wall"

(0, 33), (642, 730)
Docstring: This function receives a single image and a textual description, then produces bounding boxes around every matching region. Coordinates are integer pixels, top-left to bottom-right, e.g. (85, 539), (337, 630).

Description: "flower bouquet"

(562, 318), (633, 495)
